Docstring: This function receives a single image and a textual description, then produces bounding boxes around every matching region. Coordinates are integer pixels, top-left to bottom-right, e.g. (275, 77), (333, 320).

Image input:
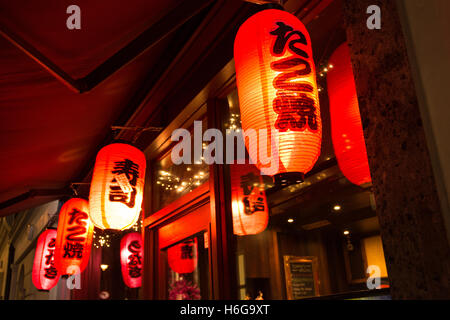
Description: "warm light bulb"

(100, 264), (109, 271)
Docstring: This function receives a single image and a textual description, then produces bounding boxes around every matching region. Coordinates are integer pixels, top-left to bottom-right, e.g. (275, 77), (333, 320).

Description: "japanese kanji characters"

(240, 172), (266, 215)
(109, 159), (139, 208)
(44, 238), (58, 279)
(127, 240), (142, 278)
(270, 21), (318, 133)
(168, 238), (198, 274)
(231, 164), (269, 235)
(120, 232), (143, 288)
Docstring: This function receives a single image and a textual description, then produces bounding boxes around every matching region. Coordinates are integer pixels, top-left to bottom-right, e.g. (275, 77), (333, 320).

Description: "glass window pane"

(151, 117), (209, 213)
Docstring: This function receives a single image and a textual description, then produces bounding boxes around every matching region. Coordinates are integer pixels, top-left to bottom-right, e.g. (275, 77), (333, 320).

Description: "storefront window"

(224, 0), (390, 300)
(151, 117), (209, 213)
(227, 45), (389, 298)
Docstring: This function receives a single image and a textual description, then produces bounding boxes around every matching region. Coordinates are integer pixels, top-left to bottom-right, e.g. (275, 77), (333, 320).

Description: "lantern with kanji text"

(32, 229), (59, 290)
(89, 143), (146, 230)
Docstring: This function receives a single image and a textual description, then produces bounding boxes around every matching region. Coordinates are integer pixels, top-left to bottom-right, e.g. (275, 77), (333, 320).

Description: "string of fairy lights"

(156, 168), (208, 195)
(317, 62), (334, 93)
(93, 218), (143, 249)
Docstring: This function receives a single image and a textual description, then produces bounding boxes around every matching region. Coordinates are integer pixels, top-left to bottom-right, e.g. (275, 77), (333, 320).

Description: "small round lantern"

(167, 238), (198, 274)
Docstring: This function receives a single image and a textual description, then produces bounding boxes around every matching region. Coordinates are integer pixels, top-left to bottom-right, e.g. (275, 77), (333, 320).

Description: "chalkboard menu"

(284, 256), (319, 299)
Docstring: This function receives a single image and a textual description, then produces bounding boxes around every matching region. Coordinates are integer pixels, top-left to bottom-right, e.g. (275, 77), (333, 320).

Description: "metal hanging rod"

(111, 126), (163, 132)
(112, 125), (164, 144)
(70, 182), (91, 196)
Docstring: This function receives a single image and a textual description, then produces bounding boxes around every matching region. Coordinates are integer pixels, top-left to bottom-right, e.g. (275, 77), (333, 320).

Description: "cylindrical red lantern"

(167, 238), (198, 274)
(231, 163), (269, 235)
(120, 232), (143, 288)
(54, 198), (94, 275)
(32, 229), (59, 291)
(89, 143), (146, 230)
(327, 42), (371, 186)
(234, 9), (322, 183)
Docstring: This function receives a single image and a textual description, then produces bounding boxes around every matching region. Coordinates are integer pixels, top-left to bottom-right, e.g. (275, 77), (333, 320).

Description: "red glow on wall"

(32, 229), (59, 291)
(167, 238), (198, 274)
(54, 198), (94, 275)
(120, 232), (143, 288)
(234, 9), (321, 178)
(231, 163), (268, 235)
(89, 143), (146, 230)
(327, 42), (372, 186)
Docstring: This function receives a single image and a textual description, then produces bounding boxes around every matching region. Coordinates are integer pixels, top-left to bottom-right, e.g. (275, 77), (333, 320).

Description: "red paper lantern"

(120, 232), (143, 288)
(167, 238), (198, 274)
(89, 143), (146, 230)
(54, 198), (94, 275)
(231, 163), (268, 235)
(234, 9), (321, 183)
(32, 229), (59, 290)
(327, 42), (371, 186)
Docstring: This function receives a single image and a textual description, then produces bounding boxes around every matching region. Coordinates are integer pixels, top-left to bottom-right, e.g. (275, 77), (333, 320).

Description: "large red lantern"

(231, 163), (269, 235)
(167, 238), (198, 274)
(120, 232), (143, 288)
(327, 42), (371, 186)
(234, 9), (321, 184)
(89, 143), (146, 230)
(54, 198), (94, 275)
(32, 229), (59, 290)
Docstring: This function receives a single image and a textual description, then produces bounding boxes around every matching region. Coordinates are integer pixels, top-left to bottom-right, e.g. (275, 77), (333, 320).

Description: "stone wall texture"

(343, 0), (450, 299)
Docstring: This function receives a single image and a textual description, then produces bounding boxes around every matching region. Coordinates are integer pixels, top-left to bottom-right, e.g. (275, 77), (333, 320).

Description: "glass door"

(157, 200), (211, 300)
(162, 232), (210, 300)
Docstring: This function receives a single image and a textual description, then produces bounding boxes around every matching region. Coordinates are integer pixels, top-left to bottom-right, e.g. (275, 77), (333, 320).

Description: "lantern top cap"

(95, 142), (146, 162)
(235, 8), (309, 51)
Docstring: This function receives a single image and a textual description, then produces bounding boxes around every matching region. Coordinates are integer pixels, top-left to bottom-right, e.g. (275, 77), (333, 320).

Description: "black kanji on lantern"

(270, 21), (309, 58)
(128, 265), (142, 278)
(240, 172), (259, 196)
(127, 240), (142, 278)
(109, 159), (139, 208)
(44, 265), (58, 279)
(63, 242), (84, 259)
(65, 208), (88, 243)
(112, 159), (139, 185)
(240, 173), (266, 215)
(270, 21), (318, 133)
(44, 238), (58, 279)
(181, 242), (194, 260)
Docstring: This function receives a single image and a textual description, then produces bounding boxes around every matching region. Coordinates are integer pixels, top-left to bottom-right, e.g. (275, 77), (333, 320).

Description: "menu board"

(284, 256), (319, 299)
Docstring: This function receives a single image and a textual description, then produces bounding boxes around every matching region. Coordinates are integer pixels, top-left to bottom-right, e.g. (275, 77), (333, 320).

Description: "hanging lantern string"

(111, 125), (164, 144)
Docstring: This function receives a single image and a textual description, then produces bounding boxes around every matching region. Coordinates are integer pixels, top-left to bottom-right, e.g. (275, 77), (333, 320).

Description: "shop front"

(136, 0), (450, 300)
(1, 0), (449, 301)
(138, 0), (393, 300)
